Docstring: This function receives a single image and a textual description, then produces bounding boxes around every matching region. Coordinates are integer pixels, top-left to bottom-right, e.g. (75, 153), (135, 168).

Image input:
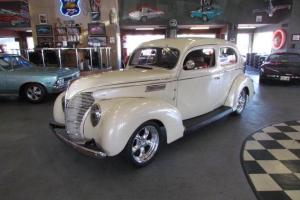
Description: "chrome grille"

(65, 92), (95, 143)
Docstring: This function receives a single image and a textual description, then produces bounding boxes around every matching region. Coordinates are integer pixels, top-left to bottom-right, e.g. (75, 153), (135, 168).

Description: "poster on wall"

(89, 0), (101, 21)
(253, 0), (292, 18)
(0, 0), (31, 28)
(190, 0), (223, 22)
(119, 0), (293, 26)
(60, 0), (81, 17)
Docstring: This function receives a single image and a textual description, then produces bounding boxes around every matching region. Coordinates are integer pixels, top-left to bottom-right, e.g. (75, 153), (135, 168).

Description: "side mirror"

(184, 60), (195, 70)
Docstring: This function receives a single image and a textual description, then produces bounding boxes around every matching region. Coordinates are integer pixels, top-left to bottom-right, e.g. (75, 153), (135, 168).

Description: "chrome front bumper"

(49, 121), (107, 159)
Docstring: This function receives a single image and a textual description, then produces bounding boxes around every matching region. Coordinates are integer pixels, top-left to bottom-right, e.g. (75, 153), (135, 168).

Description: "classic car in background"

(50, 38), (254, 167)
(129, 7), (165, 23)
(0, 54), (80, 103)
(260, 52), (300, 83)
(190, 7), (222, 21)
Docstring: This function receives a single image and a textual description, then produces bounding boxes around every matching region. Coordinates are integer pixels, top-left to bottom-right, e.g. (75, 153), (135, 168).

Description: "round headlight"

(90, 104), (101, 127)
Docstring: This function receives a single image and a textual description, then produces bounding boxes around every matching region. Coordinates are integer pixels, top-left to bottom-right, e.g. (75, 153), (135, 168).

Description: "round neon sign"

(273, 29), (286, 50)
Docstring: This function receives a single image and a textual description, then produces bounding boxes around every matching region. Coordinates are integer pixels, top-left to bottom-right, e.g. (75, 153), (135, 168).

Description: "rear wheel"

(234, 89), (248, 115)
(23, 83), (47, 103)
(125, 121), (162, 167)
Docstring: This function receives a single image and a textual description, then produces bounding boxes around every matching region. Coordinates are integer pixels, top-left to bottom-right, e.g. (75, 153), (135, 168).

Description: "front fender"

(224, 74), (255, 110)
(83, 98), (184, 157)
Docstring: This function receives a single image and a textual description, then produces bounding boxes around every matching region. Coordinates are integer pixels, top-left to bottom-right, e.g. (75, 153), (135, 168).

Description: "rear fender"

(224, 74), (254, 110)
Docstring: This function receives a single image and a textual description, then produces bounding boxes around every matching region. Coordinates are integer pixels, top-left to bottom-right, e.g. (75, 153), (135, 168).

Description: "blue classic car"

(0, 54), (80, 103)
(190, 8), (222, 22)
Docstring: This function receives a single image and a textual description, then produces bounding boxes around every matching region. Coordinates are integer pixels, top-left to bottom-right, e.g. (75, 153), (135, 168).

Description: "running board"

(183, 106), (233, 134)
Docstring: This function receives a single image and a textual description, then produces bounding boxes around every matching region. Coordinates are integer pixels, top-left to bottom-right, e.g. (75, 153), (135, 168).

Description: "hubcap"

(132, 125), (159, 164)
(236, 90), (247, 113)
(27, 86), (42, 101)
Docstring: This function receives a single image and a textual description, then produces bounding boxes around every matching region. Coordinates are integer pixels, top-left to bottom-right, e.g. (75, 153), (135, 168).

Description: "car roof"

(140, 38), (236, 52)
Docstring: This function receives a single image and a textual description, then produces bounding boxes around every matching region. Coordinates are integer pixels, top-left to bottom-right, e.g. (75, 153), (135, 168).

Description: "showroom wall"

(28, 0), (121, 68)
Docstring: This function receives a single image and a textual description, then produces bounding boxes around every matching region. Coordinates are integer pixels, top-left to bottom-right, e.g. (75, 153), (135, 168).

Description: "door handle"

(214, 76), (221, 80)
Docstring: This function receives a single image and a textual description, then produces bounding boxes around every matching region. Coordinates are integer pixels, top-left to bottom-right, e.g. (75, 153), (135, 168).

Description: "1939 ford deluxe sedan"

(50, 38), (254, 167)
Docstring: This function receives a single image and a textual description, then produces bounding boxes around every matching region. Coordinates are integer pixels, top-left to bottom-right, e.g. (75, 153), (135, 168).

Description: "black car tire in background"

(22, 83), (47, 104)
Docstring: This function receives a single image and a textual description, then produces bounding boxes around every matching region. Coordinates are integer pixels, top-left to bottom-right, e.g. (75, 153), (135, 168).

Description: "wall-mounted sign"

(60, 0), (81, 17)
(256, 15), (263, 23)
(273, 29), (286, 50)
(292, 34), (300, 41)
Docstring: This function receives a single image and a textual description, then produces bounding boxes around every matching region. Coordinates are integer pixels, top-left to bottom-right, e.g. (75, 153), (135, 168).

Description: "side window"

(219, 47), (238, 66)
(0, 57), (12, 70)
(183, 48), (215, 70)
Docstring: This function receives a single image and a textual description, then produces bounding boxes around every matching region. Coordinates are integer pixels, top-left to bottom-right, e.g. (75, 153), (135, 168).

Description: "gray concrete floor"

(1, 72), (300, 200)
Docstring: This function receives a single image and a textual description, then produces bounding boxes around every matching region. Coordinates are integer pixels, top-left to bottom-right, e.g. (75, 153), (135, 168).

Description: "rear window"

(267, 54), (300, 63)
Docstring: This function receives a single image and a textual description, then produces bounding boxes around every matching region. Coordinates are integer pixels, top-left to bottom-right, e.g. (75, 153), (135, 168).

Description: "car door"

(0, 56), (12, 93)
(218, 47), (242, 104)
(177, 46), (224, 120)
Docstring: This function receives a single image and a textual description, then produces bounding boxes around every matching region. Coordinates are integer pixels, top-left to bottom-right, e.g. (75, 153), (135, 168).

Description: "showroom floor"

(1, 71), (300, 200)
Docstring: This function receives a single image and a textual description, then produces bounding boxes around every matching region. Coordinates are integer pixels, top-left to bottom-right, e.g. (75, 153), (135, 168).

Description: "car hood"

(16, 67), (79, 77)
(66, 68), (174, 99)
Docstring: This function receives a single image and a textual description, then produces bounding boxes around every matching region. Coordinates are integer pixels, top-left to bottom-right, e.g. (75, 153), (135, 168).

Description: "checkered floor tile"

(241, 121), (300, 200)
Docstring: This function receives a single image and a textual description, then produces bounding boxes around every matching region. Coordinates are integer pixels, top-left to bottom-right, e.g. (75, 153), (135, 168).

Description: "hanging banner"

(60, 0), (81, 17)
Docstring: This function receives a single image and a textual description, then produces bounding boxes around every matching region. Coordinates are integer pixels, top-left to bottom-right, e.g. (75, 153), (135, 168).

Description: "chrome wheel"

(131, 125), (160, 164)
(236, 90), (247, 114)
(27, 86), (42, 101)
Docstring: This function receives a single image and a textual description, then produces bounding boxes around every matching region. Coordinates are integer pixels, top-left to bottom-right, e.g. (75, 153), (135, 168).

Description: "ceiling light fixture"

(136, 28), (155, 31)
(238, 25), (256, 29)
(190, 27), (210, 30)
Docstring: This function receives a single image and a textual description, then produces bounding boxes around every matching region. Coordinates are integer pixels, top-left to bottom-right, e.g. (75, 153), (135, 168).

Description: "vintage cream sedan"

(50, 38), (254, 167)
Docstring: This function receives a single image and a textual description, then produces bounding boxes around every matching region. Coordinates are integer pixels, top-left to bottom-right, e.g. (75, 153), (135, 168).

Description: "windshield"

(129, 47), (180, 69)
(267, 54), (300, 64)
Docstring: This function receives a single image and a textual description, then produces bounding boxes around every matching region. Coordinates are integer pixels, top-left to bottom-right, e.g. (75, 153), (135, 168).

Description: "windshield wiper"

(133, 65), (153, 69)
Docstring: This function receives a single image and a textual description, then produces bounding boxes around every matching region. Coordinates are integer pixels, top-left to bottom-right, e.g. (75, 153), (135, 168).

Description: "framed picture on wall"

(88, 36), (107, 47)
(88, 23), (106, 36)
(292, 34), (300, 41)
(36, 25), (53, 36)
(39, 14), (48, 24)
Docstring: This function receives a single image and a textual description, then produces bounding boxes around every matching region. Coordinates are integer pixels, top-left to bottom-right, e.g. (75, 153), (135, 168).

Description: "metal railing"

(7, 47), (112, 70)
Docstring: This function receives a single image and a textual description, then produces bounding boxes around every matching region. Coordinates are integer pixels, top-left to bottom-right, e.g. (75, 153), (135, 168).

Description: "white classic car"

(50, 38), (254, 167)
(129, 7), (164, 22)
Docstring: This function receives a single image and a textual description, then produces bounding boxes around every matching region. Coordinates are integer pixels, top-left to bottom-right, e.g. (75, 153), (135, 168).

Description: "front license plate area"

(280, 76), (290, 81)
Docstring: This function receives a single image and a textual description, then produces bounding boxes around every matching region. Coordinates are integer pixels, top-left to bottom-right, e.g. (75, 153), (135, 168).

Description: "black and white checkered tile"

(241, 121), (300, 200)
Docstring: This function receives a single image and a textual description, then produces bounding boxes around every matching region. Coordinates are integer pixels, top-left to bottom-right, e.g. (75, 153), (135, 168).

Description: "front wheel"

(234, 89), (248, 115)
(125, 122), (161, 167)
(23, 83), (47, 103)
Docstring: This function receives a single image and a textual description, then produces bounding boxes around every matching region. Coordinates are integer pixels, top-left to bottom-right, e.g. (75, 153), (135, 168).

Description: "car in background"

(190, 8), (222, 22)
(260, 52), (300, 83)
(50, 38), (254, 167)
(0, 54), (80, 103)
(129, 7), (164, 23)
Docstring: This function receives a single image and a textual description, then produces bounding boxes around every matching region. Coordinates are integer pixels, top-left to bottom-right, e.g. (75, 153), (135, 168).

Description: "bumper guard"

(49, 121), (107, 159)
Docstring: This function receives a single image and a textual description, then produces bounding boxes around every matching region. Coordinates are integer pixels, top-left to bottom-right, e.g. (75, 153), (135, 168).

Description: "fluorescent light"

(26, 30), (32, 33)
(238, 25), (256, 29)
(136, 28), (155, 31)
(190, 27), (210, 30)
